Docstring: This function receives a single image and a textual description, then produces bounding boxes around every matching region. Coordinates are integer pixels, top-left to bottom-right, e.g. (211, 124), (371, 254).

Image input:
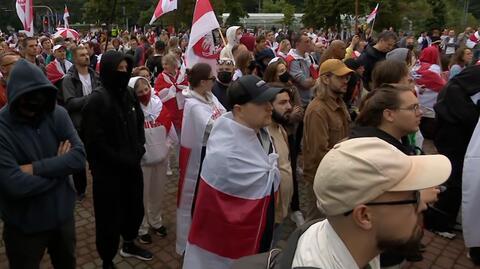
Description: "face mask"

(217, 71), (233, 84)
(279, 72), (290, 83)
(19, 91), (48, 116)
(406, 44), (414, 50)
(114, 71), (130, 90)
(137, 90), (151, 105)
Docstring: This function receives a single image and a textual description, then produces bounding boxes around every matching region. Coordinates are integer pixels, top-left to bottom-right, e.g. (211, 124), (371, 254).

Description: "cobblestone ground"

(0, 140), (479, 269)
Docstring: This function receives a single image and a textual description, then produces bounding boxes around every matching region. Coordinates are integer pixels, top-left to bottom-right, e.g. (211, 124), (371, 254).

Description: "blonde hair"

(162, 53), (178, 68)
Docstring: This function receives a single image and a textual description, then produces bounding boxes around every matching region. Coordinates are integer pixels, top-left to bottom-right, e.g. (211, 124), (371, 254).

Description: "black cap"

(227, 75), (283, 106)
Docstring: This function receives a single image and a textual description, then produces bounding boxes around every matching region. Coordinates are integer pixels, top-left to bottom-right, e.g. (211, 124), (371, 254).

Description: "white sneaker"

(290, 211), (305, 227)
(434, 230), (456, 239)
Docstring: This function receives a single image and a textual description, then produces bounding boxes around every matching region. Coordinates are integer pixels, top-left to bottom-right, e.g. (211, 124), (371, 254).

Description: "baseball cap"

(53, 44), (66, 52)
(227, 75), (283, 106)
(319, 59), (353, 76)
(314, 137), (451, 216)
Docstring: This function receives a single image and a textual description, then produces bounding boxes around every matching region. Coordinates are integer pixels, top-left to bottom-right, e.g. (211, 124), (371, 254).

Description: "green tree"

(282, 3), (295, 27)
(424, 0), (446, 30)
(225, 1), (249, 26)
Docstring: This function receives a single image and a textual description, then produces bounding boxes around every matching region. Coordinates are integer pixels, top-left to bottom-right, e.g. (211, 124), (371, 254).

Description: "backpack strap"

(279, 219), (322, 269)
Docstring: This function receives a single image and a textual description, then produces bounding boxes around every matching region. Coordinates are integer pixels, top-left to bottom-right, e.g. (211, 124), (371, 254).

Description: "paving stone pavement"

(0, 141), (479, 269)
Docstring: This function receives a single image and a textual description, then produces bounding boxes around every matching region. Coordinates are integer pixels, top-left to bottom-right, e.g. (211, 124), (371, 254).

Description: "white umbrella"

(54, 27), (80, 40)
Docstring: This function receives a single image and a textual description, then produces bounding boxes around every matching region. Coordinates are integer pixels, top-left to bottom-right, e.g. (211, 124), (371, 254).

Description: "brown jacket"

(303, 89), (350, 182)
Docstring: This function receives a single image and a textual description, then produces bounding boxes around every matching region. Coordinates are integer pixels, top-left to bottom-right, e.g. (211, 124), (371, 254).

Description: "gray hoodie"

(220, 26), (241, 61)
(386, 48), (409, 63)
(0, 59), (86, 234)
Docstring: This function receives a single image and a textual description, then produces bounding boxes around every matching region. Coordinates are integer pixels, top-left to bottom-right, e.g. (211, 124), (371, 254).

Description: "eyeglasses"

(217, 59), (234, 66)
(397, 104), (423, 114)
(344, 190), (420, 216)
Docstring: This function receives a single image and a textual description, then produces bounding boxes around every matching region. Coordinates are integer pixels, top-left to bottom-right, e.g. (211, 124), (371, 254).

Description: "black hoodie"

(0, 59), (86, 233)
(434, 65), (480, 152)
(81, 51), (145, 170)
(357, 44), (387, 91)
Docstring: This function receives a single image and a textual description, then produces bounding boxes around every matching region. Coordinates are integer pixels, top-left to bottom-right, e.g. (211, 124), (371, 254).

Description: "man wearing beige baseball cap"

(292, 137), (451, 269)
(303, 59), (353, 220)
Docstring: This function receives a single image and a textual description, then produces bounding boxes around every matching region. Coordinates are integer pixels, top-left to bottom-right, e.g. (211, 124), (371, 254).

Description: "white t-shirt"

(446, 38), (456, 55)
(79, 73), (93, 96)
(292, 219), (381, 269)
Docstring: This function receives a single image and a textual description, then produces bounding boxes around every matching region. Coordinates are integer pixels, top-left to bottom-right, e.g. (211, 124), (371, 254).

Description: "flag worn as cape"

(462, 113), (480, 248)
(176, 89), (226, 254)
(182, 112), (281, 269)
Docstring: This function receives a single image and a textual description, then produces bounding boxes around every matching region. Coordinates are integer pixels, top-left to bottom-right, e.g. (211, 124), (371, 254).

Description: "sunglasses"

(344, 190), (420, 216)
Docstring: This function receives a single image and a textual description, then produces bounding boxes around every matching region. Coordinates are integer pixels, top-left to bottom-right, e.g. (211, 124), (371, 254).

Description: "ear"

(320, 75), (329, 86)
(382, 109), (395, 123)
(351, 205), (373, 230)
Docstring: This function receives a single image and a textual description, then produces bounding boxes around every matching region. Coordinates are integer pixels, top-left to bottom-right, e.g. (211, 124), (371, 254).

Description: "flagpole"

(368, 19), (376, 40)
(218, 28), (227, 47)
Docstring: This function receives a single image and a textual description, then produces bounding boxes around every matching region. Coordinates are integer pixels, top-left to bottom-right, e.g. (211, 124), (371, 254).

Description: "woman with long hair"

(449, 47), (473, 79)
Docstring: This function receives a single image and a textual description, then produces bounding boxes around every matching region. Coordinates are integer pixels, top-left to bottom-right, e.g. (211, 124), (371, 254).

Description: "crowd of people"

(0, 23), (480, 269)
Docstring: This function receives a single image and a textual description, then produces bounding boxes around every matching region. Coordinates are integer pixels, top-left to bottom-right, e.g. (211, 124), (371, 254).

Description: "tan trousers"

(304, 180), (324, 221)
(138, 160), (168, 236)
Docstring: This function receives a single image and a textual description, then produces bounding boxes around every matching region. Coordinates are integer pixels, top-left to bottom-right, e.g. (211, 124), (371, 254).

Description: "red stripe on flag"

(192, 0), (215, 25)
(188, 178), (271, 259)
(177, 146), (192, 207)
(154, 0), (165, 17)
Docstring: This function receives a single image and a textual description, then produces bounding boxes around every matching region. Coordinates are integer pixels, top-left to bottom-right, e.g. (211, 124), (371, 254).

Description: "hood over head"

(226, 26), (242, 46)
(419, 46), (440, 65)
(7, 59), (57, 115)
(386, 48), (409, 63)
(99, 51), (134, 90)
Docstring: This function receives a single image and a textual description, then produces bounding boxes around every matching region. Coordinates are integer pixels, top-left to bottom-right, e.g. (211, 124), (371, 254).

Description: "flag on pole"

(185, 0), (221, 73)
(366, 3), (379, 24)
(16, 0), (34, 37)
(150, 0), (178, 25)
(64, 5), (70, 28)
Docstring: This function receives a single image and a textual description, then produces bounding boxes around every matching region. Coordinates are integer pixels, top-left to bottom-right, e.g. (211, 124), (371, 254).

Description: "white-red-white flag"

(150, 0), (178, 25)
(184, 0), (221, 72)
(64, 5), (70, 28)
(366, 3), (379, 24)
(16, 0), (34, 37)
(182, 113), (281, 269)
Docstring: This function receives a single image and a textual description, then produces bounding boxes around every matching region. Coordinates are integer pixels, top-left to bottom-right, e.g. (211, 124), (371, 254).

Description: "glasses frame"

(343, 190), (420, 216)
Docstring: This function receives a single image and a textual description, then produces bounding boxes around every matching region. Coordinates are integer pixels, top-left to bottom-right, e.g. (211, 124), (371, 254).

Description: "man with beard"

(81, 51), (152, 268)
(292, 137), (451, 269)
(303, 59), (352, 221)
(267, 87), (294, 243)
(0, 59), (86, 268)
(62, 46), (100, 201)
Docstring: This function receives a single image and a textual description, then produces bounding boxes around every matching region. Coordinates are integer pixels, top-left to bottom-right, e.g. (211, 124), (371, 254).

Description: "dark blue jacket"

(0, 59), (86, 234)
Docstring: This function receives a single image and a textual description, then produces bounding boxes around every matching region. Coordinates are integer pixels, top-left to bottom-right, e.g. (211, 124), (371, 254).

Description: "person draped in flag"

(46, 44), (73, 98)
(176, 63), (226, 255)
(182, 75), (282, 269)
(154, 53), (189, 135)
(129, 76), (177, 245)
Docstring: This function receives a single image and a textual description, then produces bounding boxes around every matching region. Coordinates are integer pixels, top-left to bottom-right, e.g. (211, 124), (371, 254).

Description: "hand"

(20, 164), (33, 175)
(305, 78), (316, 88)
(351, 35), (360, 46)
(57, 141), (71, 156)
(421, 187), (441, 204)
(290, 106), (305, 122)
